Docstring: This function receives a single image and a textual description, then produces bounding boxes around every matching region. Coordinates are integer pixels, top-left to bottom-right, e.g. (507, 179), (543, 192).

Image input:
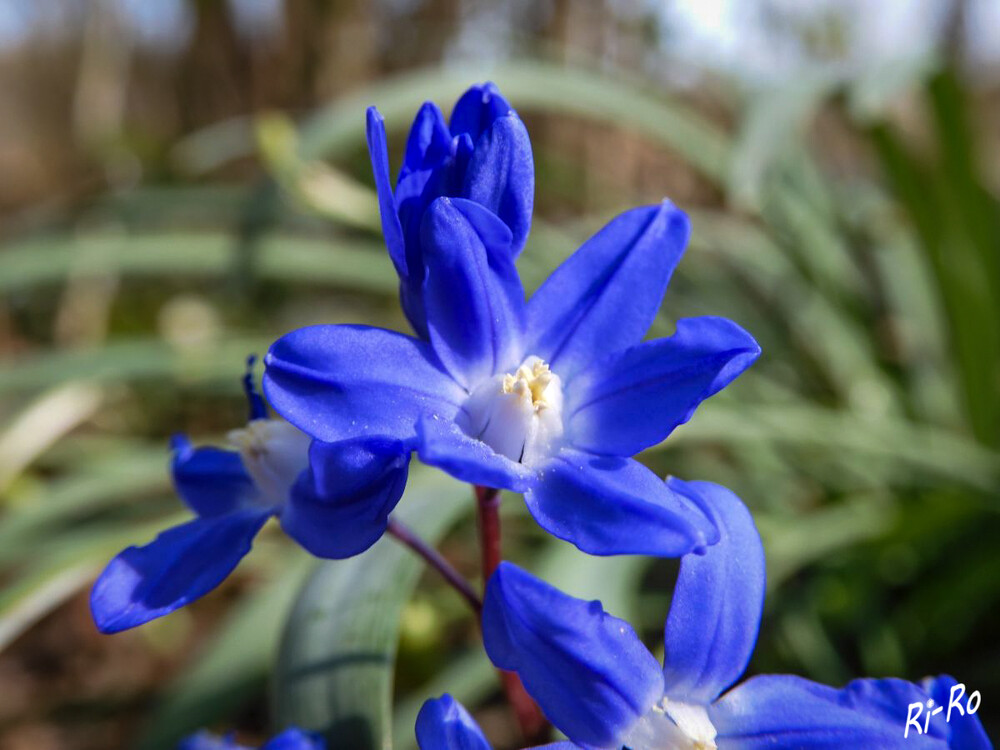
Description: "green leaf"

(0, 511), (188, 652)
(0, 337), (266, 394)
(0, 232), (393, 297)
(664, 402), (1000, 494)
(0, 446), (169, 563)
(174, 61), (730, 184)
(272, 467), (473, 749)
(136, 548), (316, 750)
(868, 74), (1000, 446)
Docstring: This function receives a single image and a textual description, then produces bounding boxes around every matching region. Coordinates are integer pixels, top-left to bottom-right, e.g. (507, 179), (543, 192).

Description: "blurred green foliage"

(1, 53), (997, 749)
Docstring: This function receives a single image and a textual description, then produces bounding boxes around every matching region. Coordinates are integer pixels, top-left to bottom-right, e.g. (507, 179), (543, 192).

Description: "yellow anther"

(501, 358), (554, 410)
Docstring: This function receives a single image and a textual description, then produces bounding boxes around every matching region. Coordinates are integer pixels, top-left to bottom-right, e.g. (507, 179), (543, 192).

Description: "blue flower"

(367, 82), (533, 337)
(90, 365), (409, 633)
(264, 195), (759, 558)
(179, 728), (324, 750)
(480, 480), (992, 749)
(415, 694), (573, 750)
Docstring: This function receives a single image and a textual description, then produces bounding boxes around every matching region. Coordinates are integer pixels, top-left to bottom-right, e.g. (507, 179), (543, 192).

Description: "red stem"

(475, 485), (503, 581)
(386, 517), (482, 613)
(474, 485), (549, 743)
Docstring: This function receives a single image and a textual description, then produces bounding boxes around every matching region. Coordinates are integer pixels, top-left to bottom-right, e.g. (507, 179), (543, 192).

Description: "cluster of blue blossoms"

(90, 84), (991, 750)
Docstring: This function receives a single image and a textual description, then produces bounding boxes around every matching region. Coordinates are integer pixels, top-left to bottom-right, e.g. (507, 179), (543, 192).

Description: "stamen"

(501, 359), (557, 411)
(459, 356), (564, 465)
(228, 419), (310, 505)
(620, 698), (718, 750)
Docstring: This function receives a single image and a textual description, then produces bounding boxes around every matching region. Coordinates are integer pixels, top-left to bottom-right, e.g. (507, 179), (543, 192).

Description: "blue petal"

(305, 437), (409, 499)
(523, 450), (717, 557)
(421, 197), (526, 389)
(923, 675), (992, 750)
(91, 510), (270, 633)
(281, 440), (409, 559)
(399, 102), (452, 182)
(178, 730), (323, 750)
(261, 728), (326, 750)
(416, 414), (535, 492)
(449, 82), (512, 143)
(393, 102), (453, 297)
(170, 435), (258, 517)
(395, 166), (435, 268)
(525, 202), (690, 378)
(462, 113), (534, 256)
(177, 731), (245, 750)
(450, 133), (475, 191)
(415, 695), (492, 750)
(243, 354), (269, 421)
(662, 480), (764, 704)
(712, 675), (949, 750)
(264, 324), (464, 444)
(366, 107), (407, 277)
(565, 317), (760, 456)
(482, 562), (664, 749)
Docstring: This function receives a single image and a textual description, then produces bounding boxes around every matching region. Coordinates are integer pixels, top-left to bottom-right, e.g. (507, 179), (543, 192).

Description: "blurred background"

(1, 1), (998, 748)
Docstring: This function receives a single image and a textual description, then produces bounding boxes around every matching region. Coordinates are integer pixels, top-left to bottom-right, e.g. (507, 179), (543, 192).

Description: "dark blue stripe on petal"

(662, 480), (764, 704)
(526, 202), (689, 378)
(420, 197), (525, 389)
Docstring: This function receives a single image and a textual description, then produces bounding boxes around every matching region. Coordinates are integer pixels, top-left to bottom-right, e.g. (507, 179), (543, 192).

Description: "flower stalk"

(474, 484), (548, 744)
(386, 517), (481, 613)
(474, 485), (503, 581)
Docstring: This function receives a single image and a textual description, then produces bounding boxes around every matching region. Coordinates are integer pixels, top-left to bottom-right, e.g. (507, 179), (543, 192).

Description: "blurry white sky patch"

(0, 0), (997, 85)
(660, 0), (954, 84)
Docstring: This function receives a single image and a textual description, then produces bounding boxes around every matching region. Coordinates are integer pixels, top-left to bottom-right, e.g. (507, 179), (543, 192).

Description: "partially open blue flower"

(265, 197), (759, 558)
(480, 481), (991, 750)
(367, 82), (533, 337)
(415, 694), (573, 750)
(90, 365), (409, 633)
(179, 728), (324, 750)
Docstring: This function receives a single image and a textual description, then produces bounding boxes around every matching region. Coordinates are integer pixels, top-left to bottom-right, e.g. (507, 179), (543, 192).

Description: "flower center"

(227, 419), (311, 506)
(502, 359), (556, 409)
(458, 356), (564, 465)
(620, 698), (718, 750)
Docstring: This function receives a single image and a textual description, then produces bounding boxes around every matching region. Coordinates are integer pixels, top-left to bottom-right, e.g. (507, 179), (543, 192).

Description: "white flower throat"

(621, 699), (718, 750)
(459, 356), (564, 465)
(227, 419), (311, 505)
